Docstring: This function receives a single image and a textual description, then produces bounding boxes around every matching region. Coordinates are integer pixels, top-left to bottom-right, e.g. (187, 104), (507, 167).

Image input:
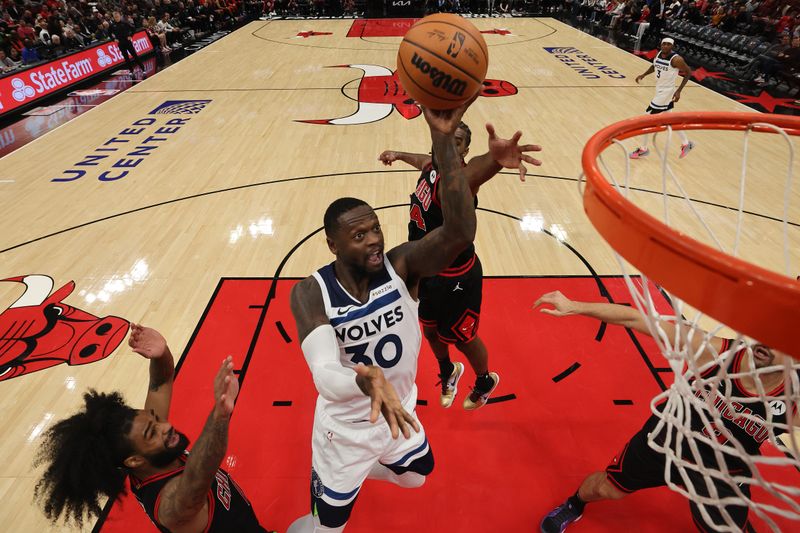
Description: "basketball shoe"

(629, 147), (649, 159)
(540, 498), (583, 532)
(463, 372), (499, 410)
(438, 361), (464, 408)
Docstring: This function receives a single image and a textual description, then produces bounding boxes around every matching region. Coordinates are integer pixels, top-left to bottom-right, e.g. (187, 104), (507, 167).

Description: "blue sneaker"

(540, 499), (583, 533)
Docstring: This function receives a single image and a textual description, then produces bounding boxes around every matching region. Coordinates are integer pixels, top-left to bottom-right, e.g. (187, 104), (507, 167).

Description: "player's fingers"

(485, 122), (496, 139)
(539, 308), (560, 316)
(510, 130), (522, 144)
(519, 144), (542, 152)
(403, 409), (420, 433)
(370, 395), (382, 424)
(521, 154), (542, 166)
(387, 409), (400, 439)
(397, 413), (411, 439)
(518, 162), (527, 182)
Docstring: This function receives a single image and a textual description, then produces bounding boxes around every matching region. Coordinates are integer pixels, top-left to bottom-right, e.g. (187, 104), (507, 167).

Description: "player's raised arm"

(533, 290), (726, 362)
(378, 150), (432, 170)
(156, 357), (238, 531)
(389, 97), (480, 284)
(463, 123), (542, 191)
(129, 324), (174, 421)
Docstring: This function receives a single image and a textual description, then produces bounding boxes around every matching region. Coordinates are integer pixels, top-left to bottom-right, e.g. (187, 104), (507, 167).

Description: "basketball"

(397, 14), (488, 110)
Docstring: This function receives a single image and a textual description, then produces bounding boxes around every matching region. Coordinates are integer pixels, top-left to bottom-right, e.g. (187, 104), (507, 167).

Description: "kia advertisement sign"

(0, 31), (153, 117)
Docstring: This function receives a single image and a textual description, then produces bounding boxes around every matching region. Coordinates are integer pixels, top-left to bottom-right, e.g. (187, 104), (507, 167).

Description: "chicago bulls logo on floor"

(0, 274), (129, 381)
(297, 64), (518, 125)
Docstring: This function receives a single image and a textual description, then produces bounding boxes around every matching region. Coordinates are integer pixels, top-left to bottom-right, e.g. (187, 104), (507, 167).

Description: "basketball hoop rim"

(581, 111), (800, 358)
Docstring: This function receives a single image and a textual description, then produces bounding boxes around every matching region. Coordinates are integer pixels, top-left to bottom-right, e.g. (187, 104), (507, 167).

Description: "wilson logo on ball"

(410, 52), (467, 97)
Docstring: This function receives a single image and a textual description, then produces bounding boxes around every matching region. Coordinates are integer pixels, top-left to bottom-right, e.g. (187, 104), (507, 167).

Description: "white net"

(583, 114), (800, 532)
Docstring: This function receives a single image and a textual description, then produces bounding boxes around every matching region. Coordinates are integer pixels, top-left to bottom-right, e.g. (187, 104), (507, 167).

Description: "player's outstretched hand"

(378, 150), (398, 166)
(635, 75), (644, 84)
(355, 364), (420, 439)
(129, 323), (170, 359)
(420, 91), (480, 136)
(213, 356), (239, 420)
(486, 123), (542, 182)
(533, 290), (578, 317)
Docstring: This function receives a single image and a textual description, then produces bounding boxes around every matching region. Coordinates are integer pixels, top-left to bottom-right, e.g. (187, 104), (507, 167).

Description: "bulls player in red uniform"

(534, 290), (800, 533)
(34, 324), (273, 532)
(379, 123), (541, 410)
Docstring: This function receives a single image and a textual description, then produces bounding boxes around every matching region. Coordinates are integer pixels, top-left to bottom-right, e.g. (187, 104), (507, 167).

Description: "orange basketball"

(397, 14), (488, 110)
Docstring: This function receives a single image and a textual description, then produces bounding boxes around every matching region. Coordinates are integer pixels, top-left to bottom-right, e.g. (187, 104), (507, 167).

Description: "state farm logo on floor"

(543, 47), (625, 80)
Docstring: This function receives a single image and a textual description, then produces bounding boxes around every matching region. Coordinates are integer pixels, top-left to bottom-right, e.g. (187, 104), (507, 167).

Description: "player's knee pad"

(384, 447), (434, 477)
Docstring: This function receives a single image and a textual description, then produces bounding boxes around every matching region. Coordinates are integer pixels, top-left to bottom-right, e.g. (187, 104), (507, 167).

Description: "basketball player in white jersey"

(287, 96), (535, 533)
(630, 37), (695, 160)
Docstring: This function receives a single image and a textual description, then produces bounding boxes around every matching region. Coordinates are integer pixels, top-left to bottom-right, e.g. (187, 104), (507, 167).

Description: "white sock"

(287, 513), (346, 533)
(367, 462), (425, 488)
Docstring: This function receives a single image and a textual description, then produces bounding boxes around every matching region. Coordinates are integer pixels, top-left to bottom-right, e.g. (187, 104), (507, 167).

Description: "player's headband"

(661, 38), (675, 45)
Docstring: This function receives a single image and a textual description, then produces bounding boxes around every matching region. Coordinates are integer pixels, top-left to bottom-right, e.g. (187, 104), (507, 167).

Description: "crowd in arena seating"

(1, 0), (798, 92)
(563, 0), (800, 86)
(0, 0), (257, 74)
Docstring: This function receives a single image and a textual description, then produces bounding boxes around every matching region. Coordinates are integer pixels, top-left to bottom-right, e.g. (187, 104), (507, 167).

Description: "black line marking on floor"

(128, 87), (342, 93)
(486, 393), (517, 404)
(552, 362), (581, 383)
(276, 321), (292, 343)
(614, 400), (634, 405)
(248, 304), (266, 309)
(655, 368), (672, 372)
(416, 399), (428, 406)
(6, 169), (793, 256)
(233, 369), (242, 376)
(273, 400), (292, 407)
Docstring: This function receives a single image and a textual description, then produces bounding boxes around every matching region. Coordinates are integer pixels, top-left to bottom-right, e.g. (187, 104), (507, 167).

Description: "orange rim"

(582, 111), (800, 357)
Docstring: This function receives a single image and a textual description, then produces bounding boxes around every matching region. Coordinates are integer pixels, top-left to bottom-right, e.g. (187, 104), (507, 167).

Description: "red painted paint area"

(100, 277), (799, 532)
(346, 18), (420, 38)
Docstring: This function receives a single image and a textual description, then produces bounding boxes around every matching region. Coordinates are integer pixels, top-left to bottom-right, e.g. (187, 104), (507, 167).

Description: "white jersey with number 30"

(311, 257), (421, 423)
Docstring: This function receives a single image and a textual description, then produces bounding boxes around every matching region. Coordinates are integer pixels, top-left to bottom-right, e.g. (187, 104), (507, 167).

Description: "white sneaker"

(439, 362), (465, 408)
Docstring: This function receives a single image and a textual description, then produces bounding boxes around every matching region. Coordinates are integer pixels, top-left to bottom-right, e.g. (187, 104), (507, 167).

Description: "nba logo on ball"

(397, 14), (488, 110)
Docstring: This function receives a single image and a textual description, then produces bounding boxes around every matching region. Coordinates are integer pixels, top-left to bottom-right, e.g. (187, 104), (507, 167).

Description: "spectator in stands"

(8, 46), (22, 64)
(21, 37), (39, 63)
(0, 48), (20, 71)
(145, 15), (170, 52)
(737, 31), (789, 81)
(157, 12), (182, 46)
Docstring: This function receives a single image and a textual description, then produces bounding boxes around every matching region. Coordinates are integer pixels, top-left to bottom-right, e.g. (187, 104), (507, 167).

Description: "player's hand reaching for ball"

(533, 291), (578, 317)
(486, 123), (542, 182)
(355, 364), (420, 439)
(420, 91), (480, 137)
(213, 356), (239, 420)
(635, 75), (644, 84)
(129, 323), (170, 360)
(378, 151), (399, 166)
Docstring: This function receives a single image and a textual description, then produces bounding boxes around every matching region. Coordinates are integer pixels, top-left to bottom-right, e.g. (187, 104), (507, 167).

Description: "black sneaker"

(540, 499), (583, 533)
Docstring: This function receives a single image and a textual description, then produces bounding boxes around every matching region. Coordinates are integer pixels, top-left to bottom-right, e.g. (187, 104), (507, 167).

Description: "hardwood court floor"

(0, 18), (797, 532)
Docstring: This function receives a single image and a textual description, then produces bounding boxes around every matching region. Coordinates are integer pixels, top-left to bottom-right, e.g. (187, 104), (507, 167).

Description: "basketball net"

(581, 112), (800, 532)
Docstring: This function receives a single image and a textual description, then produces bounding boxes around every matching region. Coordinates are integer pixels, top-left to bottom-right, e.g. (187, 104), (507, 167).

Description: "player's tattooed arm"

(290, 276), (331, 343)
(389, 98), (478, 289)
(159, 357), (238, 531)
(129, 324), (174, 420)
(378, 150), (432, 170)
(464, 123), (541, 191)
